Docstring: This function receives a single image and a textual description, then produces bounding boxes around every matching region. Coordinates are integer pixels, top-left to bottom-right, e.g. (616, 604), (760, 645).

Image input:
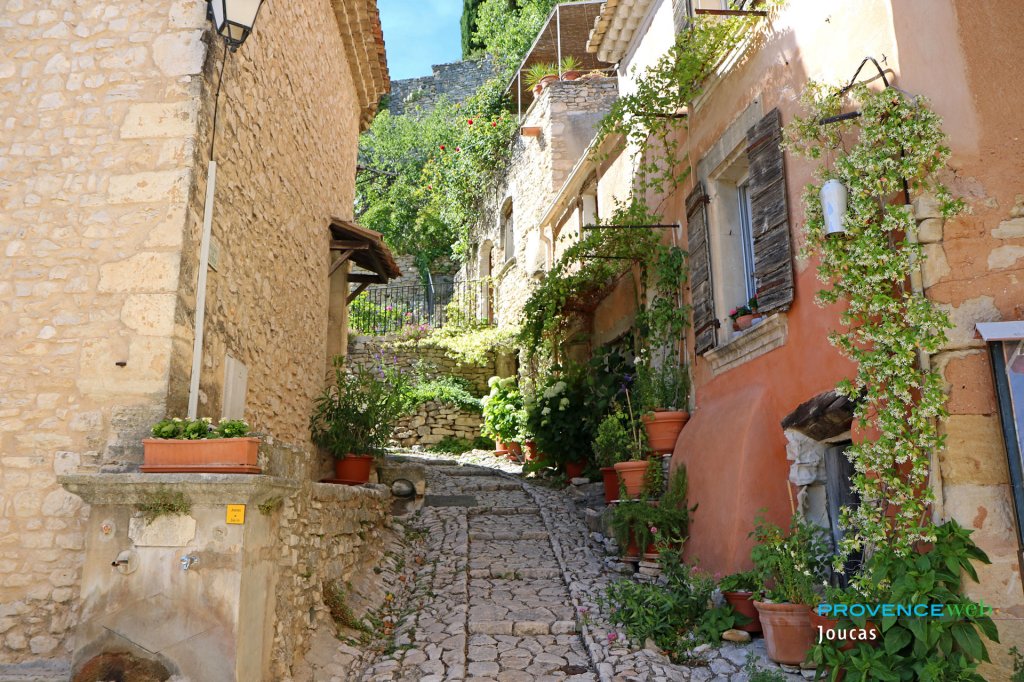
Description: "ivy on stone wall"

(783, 82), (962, 564)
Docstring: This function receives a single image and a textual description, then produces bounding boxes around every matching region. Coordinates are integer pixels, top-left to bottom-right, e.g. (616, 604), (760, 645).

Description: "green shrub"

(150, 417), (250, 440)
(481, 376), (526, 443)
(402, 375), (482, 413)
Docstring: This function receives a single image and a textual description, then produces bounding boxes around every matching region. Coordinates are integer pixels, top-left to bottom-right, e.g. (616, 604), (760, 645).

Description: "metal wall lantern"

(820, 179), (848, 236)
(208, 0), (265, 49)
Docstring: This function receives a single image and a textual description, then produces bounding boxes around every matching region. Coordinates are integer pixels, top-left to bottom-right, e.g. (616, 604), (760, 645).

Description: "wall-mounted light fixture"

(208, 0), (266, 50)
(819, 179), (848, 236)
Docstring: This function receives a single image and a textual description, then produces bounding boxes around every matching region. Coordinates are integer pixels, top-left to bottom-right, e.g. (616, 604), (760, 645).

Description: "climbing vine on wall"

(783, 82), (963, 565)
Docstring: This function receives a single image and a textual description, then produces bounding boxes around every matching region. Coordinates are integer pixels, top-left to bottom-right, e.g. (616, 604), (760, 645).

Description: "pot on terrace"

(599, 467), (619, 504)
(722, 591), (762, 633)
(564, 460), (586, 480)
(641, 411), (689, 455)
(613, 459), (650, 498)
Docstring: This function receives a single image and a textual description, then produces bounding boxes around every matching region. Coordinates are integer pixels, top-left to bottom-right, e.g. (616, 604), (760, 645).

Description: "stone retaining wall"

(391, 401), (483, 448)
(347, 335), (495, 396)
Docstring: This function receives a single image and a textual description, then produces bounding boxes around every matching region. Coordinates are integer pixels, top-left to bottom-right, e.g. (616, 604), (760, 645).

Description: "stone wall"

(271, 478), (392, 679)
(465, 78), (619, 328)
(391, 401), (484, 448)
(347, 335), (496, 396)
(0, 0), (208, 663)
(387, 57), (495, 116)
(0, 0), (382, 667)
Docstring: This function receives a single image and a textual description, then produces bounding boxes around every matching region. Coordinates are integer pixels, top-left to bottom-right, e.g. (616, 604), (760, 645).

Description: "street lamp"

(208, 0), (266, 49)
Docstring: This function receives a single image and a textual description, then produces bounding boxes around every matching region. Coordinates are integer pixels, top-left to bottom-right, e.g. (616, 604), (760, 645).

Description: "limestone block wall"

(347, 335), (496, 396)
(175, 0), (365, 445)
(387, 57), (495, 116)
(271, 478), (391, 679)
(467, 78), (619, 328)
(391, 401), (484, 448)
(0, 0), (209, 664)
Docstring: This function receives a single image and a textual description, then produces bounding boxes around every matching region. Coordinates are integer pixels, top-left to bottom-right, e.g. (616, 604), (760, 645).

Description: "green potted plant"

(634, 361), (690, 455)
(559, 55), (582, 80)
(750, 513), (830, 665)
(481, 376), (526, 458)
(309, 358), (409, 484)
(642, 464), (694, 559)
(610, 386), (651, 498)
(593, 407), (632, 503)
(524, 62), (558, 95)
(142, 417), (259, 473)
(718, 570), (762, 634)
(730, 303), (754, 331)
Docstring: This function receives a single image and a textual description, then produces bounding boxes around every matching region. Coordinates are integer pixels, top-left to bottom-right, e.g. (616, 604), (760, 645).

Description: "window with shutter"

(686, 183), (717, 354)
(745, 107), (794, 313)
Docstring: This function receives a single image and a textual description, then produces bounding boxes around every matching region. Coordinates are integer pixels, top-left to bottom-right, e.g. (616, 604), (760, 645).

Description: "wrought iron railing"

(349, 278), (491, 335)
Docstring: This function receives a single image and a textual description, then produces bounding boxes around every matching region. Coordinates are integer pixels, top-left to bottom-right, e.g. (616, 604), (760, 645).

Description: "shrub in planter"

(719, 570), (762, 633)
(751, 513), (830, 665)
(811, 521), (999, 682)
(143, 417), (259, 473)
(481, 376), (526, 453)
(611, 465), (693, 559)
(634, 361), (690, 454)
(310, 358), (409, 484)
(593, 406), (639, 503)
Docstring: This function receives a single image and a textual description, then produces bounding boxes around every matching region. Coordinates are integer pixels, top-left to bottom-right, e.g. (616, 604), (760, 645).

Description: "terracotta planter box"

(723, 591), (763, 633)
(754, 601), (814, 665)
(141, 437), (261, 474)
(600, 466), (619, 504)
(613, 460), (649, 498)
(733, 314), (755, 331)
(641, 410), (689, 454)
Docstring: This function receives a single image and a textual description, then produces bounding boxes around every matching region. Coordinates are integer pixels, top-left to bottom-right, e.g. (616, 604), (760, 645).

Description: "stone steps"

(468, 530), (549, 540)
(468, 566), (561, 579)
(468, 506), (540, 516)
(467, 618), (577, 636)
(457, 481), (523, 491)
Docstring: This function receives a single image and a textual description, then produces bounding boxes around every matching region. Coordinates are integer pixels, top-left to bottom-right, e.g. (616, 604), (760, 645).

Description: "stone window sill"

(497, 256), (517, 279)
(704, 313), (788, 377)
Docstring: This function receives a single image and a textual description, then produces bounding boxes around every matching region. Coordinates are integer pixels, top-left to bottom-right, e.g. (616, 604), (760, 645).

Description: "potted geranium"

(142, 417), (259, 473)
(751, 513), (830, 665)
(481, 376), (526, 458)
(730, 303), (755, 331)
(635, 361), (690, 455)
(718, 570), (762, 633)
(309, 358), (409, 485)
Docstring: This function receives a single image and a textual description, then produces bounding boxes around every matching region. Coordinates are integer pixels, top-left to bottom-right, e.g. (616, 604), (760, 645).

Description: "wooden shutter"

(745, 108), (794, 313)
(686, 183), (716, 354)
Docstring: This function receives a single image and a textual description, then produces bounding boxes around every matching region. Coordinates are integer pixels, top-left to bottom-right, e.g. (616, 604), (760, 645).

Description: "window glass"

(737, 181), (756, 301)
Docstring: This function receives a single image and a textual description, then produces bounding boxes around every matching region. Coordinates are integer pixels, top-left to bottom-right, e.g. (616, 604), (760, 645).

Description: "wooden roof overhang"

(328, 218), (401, 303)
(504, 1), (613, 117)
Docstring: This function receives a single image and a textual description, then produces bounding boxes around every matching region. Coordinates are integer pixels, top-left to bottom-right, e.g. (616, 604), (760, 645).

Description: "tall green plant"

(784, 83), (962, 562)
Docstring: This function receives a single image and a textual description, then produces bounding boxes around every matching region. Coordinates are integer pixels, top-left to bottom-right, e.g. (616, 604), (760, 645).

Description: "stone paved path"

(356, 452), (806, 682)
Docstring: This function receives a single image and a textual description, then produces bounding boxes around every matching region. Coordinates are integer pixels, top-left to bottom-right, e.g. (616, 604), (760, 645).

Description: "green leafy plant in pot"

(751, 512), (830, 665)
(310, 357), (409, 484)
(481, 376), (526, 457)
(143, 417), (259, 474)
(593, 405), (633, 503)
(719, 570), (762, 634)
(610, 383), (651, 498)
(634, 359), (691, 455)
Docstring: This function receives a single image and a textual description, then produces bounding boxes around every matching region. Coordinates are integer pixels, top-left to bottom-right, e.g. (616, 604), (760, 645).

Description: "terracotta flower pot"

(754, 601), (814, 665)
(507, 441), (523, 457)
(141, 437), (261, 474)
(332, 454), (375, 485)
(808, 610), (880, 652)
(641, 410), (689, 454)
(564, 460), (586, 479)
(494, 438), (511, 456)
(623, 531), (641, 560)
(523, 440), (539, 461)
(613, 460), (650, 498)
(735, 314), (755, 331)
(561, 70), (582, 81)
(600, 467), (620, 504)
(723, 591), (763, 633)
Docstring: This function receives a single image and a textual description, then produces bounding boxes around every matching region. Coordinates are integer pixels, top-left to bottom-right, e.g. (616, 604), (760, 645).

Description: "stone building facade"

(0, 0), (390, 672)
(463, 77), (619, 328)
(387, 57), (496, 116)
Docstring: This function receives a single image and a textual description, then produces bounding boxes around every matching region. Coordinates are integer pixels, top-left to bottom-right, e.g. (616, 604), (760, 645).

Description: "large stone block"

(922, 243), (950, 288)
(99, 252), (180, 293)
(942, 483), (1018, 554)
(121, 102), (198, 139)
(153, 30), (206, 77)
(939, 415), (1009, 485)
(987, 245), (1024, 270)
(121, 293), (177, 336)
(992, 217), (1024, 239)
(108, 169), (191, 204)
(936, 295), (1000, 351)
(934, 350), (996, 415)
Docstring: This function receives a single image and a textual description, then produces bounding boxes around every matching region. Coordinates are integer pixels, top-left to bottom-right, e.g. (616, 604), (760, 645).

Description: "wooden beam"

(328, 250), (353, 277)
(346, 282), (371, 304)
(330, 240), (370, 250)
(348, 273), (386, 284)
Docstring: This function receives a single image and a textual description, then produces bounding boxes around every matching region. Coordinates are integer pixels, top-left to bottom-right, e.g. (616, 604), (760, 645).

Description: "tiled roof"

(585, 0), (655, 63)
(330, 0), (390, 130)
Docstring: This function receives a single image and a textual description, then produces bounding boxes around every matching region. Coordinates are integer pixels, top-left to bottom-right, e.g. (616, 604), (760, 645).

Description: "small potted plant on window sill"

(310, 358), (409, 485)
(730, 304), (755, 331)
(635, 361), (691, 455)
(143, 417), (260, 474)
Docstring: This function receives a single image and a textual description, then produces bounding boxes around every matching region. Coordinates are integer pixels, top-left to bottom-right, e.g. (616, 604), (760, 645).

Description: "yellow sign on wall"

(226, 504), (246, 524)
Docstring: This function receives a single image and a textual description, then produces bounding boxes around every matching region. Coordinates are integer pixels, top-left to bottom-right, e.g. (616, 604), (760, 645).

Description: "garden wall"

(391, 401), (484, 448)
(347, 335), (496, 396)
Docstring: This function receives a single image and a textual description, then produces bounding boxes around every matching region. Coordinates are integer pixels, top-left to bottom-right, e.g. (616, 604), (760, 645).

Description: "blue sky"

(378, 0), (464, 80)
